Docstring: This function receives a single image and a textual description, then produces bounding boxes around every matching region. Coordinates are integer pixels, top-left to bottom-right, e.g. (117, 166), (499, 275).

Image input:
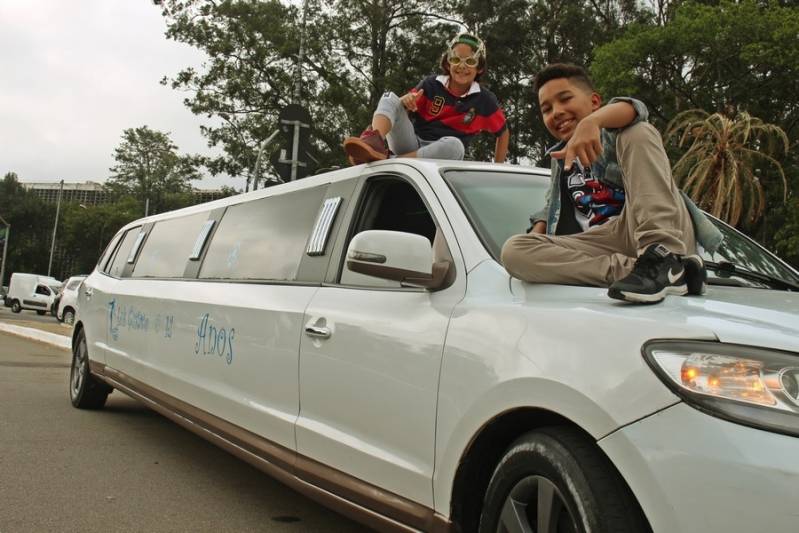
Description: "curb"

(0, 323), (71, 350)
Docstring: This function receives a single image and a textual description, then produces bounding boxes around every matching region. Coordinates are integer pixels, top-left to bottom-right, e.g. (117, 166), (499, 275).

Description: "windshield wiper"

(706, 261), (799, 291)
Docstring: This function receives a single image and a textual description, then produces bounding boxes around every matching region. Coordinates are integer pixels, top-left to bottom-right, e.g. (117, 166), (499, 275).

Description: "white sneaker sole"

(610, 283), (688, 304)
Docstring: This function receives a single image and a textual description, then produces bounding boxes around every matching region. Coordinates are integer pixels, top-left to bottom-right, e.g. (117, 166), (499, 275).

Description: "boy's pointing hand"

(551, 116), (602, 171)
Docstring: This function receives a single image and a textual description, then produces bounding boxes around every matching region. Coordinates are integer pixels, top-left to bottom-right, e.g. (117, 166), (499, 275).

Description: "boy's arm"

(552, 100), (639, 170)
(494, 129), (510, 163)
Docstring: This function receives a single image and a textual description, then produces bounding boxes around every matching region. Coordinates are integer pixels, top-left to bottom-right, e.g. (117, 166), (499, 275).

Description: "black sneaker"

(683, 254), (707, 295)
(608, 244), (687, 303)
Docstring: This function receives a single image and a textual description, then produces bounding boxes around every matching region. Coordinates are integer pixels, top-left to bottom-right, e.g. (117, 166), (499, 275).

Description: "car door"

(296, 165), (467, 508)
(31, 284), (52, 311)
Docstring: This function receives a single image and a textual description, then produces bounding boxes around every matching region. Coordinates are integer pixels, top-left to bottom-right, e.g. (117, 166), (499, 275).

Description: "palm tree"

(665, 109), (789, 227)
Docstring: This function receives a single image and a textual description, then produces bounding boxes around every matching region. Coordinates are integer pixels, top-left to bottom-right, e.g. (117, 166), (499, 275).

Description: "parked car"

(70, 160), (799, 533)
(6, 273), (62, 315)
(56, 275), (87, 325)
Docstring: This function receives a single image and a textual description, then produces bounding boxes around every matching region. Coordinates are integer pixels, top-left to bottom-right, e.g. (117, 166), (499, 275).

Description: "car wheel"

(478, 427), (650, 533)
(11, 300), (21, 313)
(63, 309), (75, 326)
(36, 310), (46, 316)
(70, 329), (112, 409)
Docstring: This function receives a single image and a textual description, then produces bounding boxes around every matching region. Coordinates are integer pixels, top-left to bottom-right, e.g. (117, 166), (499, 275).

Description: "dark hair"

(533, 63), (594, 93)
(440, 34), (487, 81)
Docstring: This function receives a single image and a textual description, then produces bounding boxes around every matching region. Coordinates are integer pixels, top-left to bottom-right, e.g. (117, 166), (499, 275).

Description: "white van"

(7, 273), (62, 315)
(70, 160), (799, 533)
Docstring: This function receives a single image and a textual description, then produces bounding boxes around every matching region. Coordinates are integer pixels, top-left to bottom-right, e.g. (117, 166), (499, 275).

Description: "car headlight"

(643, 340), (799, 437)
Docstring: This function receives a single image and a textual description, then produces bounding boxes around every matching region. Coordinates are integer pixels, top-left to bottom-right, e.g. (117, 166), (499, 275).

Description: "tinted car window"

(133, 212), (210, 278)
(97, 233), (122, 273)
(702, 217), (799, 287)
(200, 185), (326, 281)
(444, 170), (550, 259)
(107, 227), (142, 278)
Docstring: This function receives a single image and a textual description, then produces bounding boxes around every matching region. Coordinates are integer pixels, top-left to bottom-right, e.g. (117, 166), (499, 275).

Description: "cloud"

(0, 0), (243, 189)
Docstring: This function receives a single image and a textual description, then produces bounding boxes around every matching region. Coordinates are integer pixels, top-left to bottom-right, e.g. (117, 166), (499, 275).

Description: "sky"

(0, 1), (244, 190)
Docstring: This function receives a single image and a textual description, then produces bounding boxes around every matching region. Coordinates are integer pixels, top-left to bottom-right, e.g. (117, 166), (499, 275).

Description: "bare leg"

(372, 114), (392, 137)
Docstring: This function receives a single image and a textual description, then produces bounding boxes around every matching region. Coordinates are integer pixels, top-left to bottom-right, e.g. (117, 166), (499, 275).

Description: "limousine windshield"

(444, 169), (799, 291)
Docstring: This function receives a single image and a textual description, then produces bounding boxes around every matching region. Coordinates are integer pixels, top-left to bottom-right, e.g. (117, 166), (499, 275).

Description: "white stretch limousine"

(71, 160), (799, 533)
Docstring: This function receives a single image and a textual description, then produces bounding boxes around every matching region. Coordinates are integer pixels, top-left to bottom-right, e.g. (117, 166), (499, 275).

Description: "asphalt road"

(0, 332), (373, 533)
(0, 305), (62, 325)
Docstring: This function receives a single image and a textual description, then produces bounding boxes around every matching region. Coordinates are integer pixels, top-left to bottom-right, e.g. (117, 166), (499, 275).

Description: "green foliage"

(108, 126), (201, 215)
(57, 199), (142, 276)
(592, 0), (799, 267)
(0, 172), (54, 283)
(665, 109), (789, 227)
(592, 0), (799, 128)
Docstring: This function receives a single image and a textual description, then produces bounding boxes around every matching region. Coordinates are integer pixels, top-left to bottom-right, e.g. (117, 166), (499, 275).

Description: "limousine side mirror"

(346, 230), (449, 290)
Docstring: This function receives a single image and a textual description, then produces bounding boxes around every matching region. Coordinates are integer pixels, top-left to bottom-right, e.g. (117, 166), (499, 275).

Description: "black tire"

(63, 308), (75, 326)
(478, 427), (650, 533)
(36, 310), (46, 316)
(11, 300), (21, 313)
(70, 329), (111, 409)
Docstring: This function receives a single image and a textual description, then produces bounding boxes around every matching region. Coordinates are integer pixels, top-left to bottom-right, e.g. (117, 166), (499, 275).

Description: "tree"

(592, 1), (799, 130)
(0, 172), (55, 280)
(107, 126), (200, 215)
(57, 198), (143, 276)
(665, 109), (789, 227)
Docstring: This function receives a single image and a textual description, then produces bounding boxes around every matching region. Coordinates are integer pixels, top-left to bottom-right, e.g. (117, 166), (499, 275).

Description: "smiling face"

(446, 43), (482, 87)
(538, 77), (601, 141)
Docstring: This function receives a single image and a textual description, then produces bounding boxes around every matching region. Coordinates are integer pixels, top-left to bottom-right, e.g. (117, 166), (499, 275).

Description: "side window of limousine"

(97, 232), (123, 273)
(131, 212), (211, 278)
(338, 175), (452, 288)
(199, 185), (328, 281)
(105, 226), (143, 278)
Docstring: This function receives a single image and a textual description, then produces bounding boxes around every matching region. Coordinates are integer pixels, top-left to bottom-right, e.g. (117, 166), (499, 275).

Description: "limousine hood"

(510, 280), (799, 354)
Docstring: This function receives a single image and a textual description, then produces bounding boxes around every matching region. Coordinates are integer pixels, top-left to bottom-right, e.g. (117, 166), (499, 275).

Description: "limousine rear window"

(307, 197), (341, 256)
(106, 227), (142, 278)
(132, 212), (210, 278)
(199, 185), (327, 281)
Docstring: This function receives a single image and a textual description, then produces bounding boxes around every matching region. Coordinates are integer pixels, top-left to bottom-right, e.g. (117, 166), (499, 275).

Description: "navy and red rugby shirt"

(411, 75), (507, 148)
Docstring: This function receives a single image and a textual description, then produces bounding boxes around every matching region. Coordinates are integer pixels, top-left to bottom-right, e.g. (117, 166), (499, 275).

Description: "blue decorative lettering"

(193, 312), (235, 365)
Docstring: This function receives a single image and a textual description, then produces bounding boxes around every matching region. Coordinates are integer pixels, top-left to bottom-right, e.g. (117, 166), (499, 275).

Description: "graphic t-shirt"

(556, 158), (626, 234)
(411, 75), (507, 148)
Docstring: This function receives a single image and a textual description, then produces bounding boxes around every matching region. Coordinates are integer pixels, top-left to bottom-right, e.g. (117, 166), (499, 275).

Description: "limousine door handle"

(305, 325), (331, 339)
(84, 287), (93, 299)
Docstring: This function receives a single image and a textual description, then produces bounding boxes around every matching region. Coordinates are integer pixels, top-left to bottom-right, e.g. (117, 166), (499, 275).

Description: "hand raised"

(400, 89), (424, 112)
(550, 117), (602, 171)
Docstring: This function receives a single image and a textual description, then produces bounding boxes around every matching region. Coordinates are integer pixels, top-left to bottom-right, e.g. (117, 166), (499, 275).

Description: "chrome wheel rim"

(495, 475), (578, 533)
(64, 311), (74, 325)
(70, 340), (87, 399)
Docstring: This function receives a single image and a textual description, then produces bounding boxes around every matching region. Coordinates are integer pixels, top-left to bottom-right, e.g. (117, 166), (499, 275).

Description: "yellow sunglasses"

(447, 52), (480, 68)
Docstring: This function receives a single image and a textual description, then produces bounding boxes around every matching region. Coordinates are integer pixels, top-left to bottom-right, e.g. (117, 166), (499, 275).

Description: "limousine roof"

(117, 159), (549, 233)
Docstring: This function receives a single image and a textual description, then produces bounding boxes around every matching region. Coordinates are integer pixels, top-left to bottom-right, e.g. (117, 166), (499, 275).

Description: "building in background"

(22, 181), (228, 205)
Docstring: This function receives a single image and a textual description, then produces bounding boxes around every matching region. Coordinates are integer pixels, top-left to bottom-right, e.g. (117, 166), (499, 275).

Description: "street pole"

(0, 215), (10, 289)
(290, 0), (308, 182)
(47, 179), (64, 277)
